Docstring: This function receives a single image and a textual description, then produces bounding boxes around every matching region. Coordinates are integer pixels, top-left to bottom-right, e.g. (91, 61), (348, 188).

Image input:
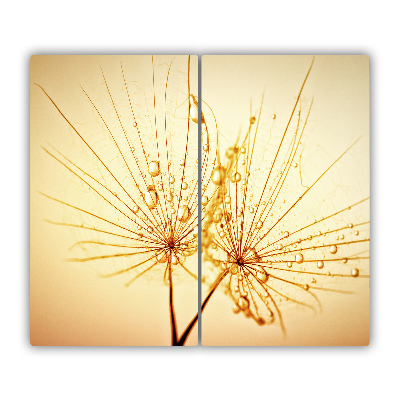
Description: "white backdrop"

(1, 0), (397, 398)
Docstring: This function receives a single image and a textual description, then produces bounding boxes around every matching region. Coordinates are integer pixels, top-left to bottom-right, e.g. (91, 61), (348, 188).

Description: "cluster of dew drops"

(200, 111), (363, 325)
(139, 104), (199, 269)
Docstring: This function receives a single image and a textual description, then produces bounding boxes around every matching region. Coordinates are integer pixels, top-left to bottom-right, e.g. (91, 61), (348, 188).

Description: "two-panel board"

(30, 55), (369, 346)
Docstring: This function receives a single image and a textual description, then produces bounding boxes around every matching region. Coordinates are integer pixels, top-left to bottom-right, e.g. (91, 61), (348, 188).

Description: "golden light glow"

(201, 55), (369, 346)
(30, 55), (199, 346)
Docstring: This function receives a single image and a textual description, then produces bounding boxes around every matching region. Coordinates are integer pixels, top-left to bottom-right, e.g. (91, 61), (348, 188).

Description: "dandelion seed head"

(201, 55), (369, 343)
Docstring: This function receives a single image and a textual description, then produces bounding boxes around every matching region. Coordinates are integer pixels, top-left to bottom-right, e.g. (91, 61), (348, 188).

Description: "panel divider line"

(197, 55), (203, 346)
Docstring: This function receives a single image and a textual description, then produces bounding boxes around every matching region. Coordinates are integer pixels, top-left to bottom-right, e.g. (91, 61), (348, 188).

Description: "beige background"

(201, 55), (369, 345)
(30, 55), (199, 346)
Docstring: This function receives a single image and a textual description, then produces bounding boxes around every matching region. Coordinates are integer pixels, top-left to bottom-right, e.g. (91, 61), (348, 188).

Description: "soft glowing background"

(30, 55), (199, 346)
(201, 55), (369, 346)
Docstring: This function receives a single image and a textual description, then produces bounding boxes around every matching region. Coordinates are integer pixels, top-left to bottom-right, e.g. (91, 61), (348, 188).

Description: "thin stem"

(168, 257), (178, 346)
(176, 270), (228, 346)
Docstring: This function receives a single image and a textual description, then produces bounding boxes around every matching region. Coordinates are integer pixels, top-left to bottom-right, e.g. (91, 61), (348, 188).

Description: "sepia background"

(201, 55), (369, 346)
(31, 55), (199, 346)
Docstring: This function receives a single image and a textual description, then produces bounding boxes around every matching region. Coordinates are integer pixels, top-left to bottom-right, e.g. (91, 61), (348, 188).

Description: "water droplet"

(238, 296), (250, 310)
(157, 183), (163, 191)
(348, 223), (353, 228)
(203, 144), (209, 152)
(225, 147), (237, 159)
(240, 147), (246, 154)
(283, 231), (289, 238)
(182, 182), (188, 190)
(145, 186), (158, 209)
(277, 244), (283, 250)
(148, 161), (160, 177)
(351, 268), (359, 277)
(256, 317), (266, 325)
(257, 270), (269, 283)
(293, 162), (298, 168)
(295, 253), (304, 264)
(330, 245), (338, 254)
(311, 278), (316, 284)
(317, 261), (324, 269)
(250, 116), (256, 125)
(169, 176), (175, 184)
(132, 204), (139, 213)
(166, 192), (173, 202)
(249, 206), (254, 213)
(272, 114), (276, 119)
(179, 159), (185, 166)
(340, 234), (344, 240)
(232, 303), (241, 314)
(231, 172), (241, 183)
(201, 196), (209, 206)
(303, 284), (310, 291)
(225, 196), (231, 204)
(308, 235), (312, 240)
(230, 265), (238, 275)
(213, 209), (223, 223)
(177, 205), (190, 222)
(355, 231), (359, 236)
(342, 258), (348, 264)
(287, 262), (292, 268)
(256, 221), (263, 229)
(211, 166), (226, 185)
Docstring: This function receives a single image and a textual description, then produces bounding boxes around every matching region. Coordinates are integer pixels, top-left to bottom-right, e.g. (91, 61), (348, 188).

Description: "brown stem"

(168, 258), (178, 346)
(176, 270), (228, 346)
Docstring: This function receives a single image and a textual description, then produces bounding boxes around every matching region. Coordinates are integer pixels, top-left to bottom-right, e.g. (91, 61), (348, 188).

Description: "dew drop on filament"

(231, 172), (241, 183)
(211, 166), (226, 185)
(232, 303), (241, 314)
(351, 268), (359, 277)
(238, 296), (250, 310)
(148, 161), (160, 177)
(257, 270), (269, 283)
(177, 205), (190, 222)
(145, 186), (158, 209)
